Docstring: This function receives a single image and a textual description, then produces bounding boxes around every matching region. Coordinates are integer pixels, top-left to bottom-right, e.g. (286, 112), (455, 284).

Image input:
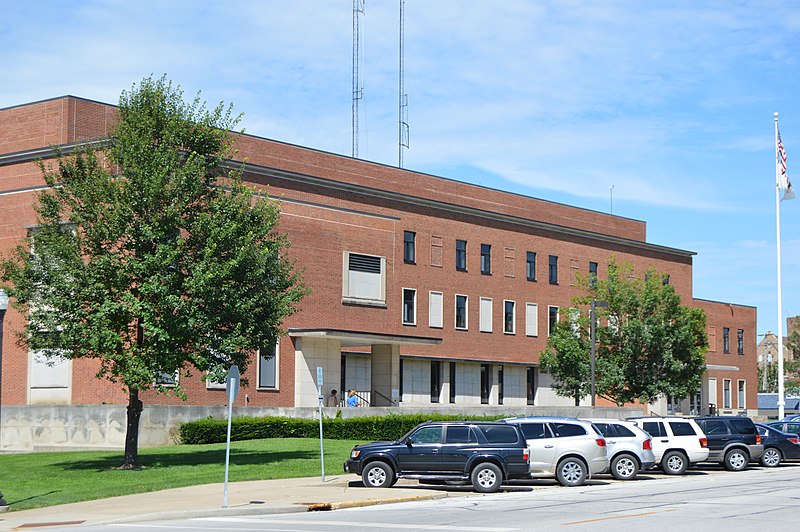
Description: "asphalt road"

(70, 464), (800, 531)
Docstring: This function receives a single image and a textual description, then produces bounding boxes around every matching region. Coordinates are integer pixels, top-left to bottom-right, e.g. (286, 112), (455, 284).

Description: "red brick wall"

(0, 96), (722, 409)
(694, 299), (758, 410)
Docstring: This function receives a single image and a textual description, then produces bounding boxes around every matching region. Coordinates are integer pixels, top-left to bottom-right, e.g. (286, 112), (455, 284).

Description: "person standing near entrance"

(327, 389), (339, 407)
(346, 389), (359, 407)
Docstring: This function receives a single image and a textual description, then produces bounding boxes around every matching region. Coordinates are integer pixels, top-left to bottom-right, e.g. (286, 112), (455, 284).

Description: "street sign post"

(223, 365), (240, 508)
(316, 366), (325, 482)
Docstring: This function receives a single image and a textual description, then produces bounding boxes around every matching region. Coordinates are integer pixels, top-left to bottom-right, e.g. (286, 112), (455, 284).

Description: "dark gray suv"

(344, 421), (531, 493)
(693, 416), (764, 471)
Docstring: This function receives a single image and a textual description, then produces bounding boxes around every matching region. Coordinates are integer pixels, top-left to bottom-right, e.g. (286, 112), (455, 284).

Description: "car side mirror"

(406, 439), (413, 447)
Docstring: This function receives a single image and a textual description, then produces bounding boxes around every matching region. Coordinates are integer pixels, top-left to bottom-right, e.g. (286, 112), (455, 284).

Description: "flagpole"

(774, 111), (786, 419)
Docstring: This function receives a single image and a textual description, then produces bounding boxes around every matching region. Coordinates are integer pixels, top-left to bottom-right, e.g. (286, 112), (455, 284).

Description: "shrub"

(179, 413), (498, 444)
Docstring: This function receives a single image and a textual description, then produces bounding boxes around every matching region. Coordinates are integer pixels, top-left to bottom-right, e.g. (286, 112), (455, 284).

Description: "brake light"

(643, 438), (652, 451)
(523, 448), (530, 461)
(789, 437), (799, 445)
(596, 438), (606, 447)
(699, 437), (708, 448)
(756, 434), (762, 444)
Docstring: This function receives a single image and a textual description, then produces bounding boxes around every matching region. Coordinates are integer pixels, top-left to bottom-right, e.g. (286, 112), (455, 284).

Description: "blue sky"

(2, 1), (799, 337)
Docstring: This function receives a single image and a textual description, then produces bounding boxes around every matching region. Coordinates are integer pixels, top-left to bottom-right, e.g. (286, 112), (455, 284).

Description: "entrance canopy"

(288, 328), (442, 347)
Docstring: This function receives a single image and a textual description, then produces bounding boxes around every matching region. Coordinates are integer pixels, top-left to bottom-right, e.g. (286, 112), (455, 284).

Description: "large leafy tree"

(1, 77), (307, 468)
(541, 257), (707, 407)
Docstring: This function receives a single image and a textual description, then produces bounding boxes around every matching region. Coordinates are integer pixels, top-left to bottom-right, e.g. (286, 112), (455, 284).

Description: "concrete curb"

(331, 491), (448, 510)
(46, 491), (449, 527)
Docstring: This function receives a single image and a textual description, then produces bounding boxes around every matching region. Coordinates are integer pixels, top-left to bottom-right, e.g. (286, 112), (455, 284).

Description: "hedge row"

(179, 413), (499, 445)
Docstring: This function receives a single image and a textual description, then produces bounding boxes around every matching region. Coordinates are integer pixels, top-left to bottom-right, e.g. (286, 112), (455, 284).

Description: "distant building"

(0, 96), (757, 449)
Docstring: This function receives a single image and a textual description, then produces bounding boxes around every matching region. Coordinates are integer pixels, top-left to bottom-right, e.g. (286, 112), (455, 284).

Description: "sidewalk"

(0, 476), (465, 530)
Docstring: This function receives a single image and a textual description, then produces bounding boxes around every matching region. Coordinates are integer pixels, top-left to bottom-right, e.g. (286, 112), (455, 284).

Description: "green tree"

(588, 259), (708, 406)
(540, 315), (591, 406)
(1, 76), (307, 468)
(541, 258), (708, 407)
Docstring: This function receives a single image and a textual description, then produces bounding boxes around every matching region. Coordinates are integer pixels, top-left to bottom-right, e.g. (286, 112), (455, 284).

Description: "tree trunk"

(574, 395), (580, 407)
(122, 388), (143, 469)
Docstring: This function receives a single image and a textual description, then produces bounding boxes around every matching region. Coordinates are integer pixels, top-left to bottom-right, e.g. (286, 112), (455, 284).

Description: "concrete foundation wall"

(0, 403), (645, 452)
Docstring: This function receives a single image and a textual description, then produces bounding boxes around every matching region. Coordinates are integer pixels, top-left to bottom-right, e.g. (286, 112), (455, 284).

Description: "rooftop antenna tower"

(352, 0), (365, 158)
(398, 0), (409, 167)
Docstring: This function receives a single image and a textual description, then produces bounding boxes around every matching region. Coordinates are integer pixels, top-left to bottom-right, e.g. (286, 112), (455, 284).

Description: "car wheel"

(724, 449), (748, 471)
(611, 453), (639, 481)
(760, 447), (782, 468)
(661, 451), (687, 475)
(362, 461), (394, 488)
(471, 462), (503, 493)
(556, 457), (587, 487)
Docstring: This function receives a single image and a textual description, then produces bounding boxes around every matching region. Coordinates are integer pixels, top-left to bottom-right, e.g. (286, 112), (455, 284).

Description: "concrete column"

(371, 344), (400, 407)
(294, 337), (342, 407)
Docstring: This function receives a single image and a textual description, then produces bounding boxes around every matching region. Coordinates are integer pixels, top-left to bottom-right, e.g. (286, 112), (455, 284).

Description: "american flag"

(778, 128), (795, 201)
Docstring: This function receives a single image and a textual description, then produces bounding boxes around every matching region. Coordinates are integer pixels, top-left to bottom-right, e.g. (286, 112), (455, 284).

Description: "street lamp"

(0, 288), (7, 511)
(590, 299), (608, 407)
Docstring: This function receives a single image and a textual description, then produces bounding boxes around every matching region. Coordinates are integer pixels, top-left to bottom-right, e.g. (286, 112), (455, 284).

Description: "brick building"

(0, 96), (756, 424)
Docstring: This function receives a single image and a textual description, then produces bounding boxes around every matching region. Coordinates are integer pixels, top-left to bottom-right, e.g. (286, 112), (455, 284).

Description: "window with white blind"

(429, 291), (443, 328)
(480, 297), (493, 332)
(525, 303), (539, 337)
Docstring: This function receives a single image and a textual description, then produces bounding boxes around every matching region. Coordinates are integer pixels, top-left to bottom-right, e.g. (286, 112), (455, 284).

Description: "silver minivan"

(502, 417), (609, 487)
(584, 418), (656, 480)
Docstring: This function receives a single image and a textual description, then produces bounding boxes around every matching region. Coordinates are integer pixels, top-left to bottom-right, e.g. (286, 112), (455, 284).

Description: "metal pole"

(223, 390), (233, 508)
(0, 297), (6, 511)
(590, 301), (596, 407)
(318, 387), (326, 483)
(775, 112), (786, 419)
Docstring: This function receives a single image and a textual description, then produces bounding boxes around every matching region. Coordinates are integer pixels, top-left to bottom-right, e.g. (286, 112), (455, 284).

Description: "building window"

(737, 329), (744, 355)
(549, 255), (558, 284)
(399, 359), (404, 402)
(429, 291), (443, 328)
(479, 297), (493, 332)
(526, 251), (537, 281)
(403, 231), (416, 264)
(481, 363), (491, 404)
(431, 361), (441, 403)
(723, 327), (730, 353)
(402, 288), (416, 325)
(526, 303), (539, 337)
(504, 300), (516, 334)
(548, 306), (559, 335)
(155, 370), (178, 388)
(449, 362), (456, 403)
(737, 380), (746, 409)
(343, 252), (386, 305)
(527, 367), (536, 405)
(589, 262), (598, 288)
(723, 379), (731, 409)
(456, 240), (467, 271)
(498, 365), (504, 405)
(258, 341), (279, 389)
(481, 244), (491, 275)
(455, 294), (468, 330)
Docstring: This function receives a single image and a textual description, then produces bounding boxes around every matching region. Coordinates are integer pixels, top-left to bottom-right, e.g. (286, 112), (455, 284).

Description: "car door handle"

(607, 440), (617, 444)
(661, 439), (669, 442)
(544, 445), (554, 448)
(432, 449), (439, 453)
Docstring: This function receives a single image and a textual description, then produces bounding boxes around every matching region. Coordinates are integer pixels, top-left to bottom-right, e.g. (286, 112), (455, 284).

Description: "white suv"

(628, 417), (709, 474)
(584, 419), (656, 480)
(502, 417), (609, 487)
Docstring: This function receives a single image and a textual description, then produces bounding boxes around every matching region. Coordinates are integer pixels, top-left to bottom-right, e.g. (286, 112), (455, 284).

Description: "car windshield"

(396, 426), (419, 443)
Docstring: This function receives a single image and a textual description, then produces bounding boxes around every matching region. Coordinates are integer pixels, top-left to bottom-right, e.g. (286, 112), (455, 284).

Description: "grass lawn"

(0, 438), (366, 512)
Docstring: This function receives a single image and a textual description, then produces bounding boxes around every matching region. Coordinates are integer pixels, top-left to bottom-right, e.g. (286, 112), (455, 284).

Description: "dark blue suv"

(344, 421), (530, 493)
